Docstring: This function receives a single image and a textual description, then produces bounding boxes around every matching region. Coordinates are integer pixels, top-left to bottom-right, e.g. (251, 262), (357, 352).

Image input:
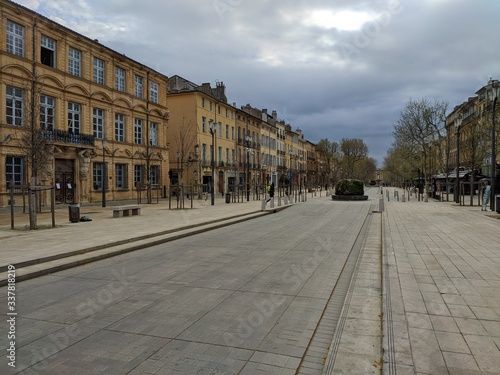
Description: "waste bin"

(225, 193), (231, 204)
(496, 195), (500, 214)
(68, 204), (80, 223)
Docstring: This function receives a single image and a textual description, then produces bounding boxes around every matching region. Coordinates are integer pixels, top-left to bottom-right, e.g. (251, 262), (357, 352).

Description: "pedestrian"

(266, 182), (275, 203)
(482, 181), (491, 211)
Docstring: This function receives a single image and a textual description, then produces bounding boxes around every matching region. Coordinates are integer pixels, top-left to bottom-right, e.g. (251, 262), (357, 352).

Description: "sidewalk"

(0, 195), (268, 271)
(380, 189), (500, 375)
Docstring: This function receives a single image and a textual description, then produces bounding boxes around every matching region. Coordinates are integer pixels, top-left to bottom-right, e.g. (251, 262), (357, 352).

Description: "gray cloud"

(18, 0), (500, 165)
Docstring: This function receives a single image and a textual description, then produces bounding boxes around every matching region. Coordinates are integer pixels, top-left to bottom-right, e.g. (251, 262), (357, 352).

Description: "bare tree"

(16, 82), (54, 229)
(316, 138), (339, 186)
(392, 98), (448, 194)
(173, 116), (198, 203)
(340, 138), (368, 178)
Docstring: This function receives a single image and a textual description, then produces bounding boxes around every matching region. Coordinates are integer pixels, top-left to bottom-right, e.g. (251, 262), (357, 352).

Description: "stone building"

(0, 0), (170, 207)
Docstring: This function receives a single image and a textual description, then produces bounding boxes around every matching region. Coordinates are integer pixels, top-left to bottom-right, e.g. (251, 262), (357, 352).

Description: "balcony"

(42, 129), (95, 146)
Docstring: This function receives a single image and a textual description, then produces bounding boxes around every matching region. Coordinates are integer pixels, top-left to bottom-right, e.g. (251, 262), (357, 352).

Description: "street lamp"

(209, 120), (216, 205)
(245, 134), (251, 201)
(454, 115), (462, 204)
(487, 79), (499, 211)
(101, 138), (106, 207)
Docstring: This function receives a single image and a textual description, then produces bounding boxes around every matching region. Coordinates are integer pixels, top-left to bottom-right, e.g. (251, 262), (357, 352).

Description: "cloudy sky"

(16, 0), (500, 165)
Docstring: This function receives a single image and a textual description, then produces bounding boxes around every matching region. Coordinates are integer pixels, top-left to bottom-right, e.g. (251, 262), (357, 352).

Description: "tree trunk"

(29, 177), (38, 229)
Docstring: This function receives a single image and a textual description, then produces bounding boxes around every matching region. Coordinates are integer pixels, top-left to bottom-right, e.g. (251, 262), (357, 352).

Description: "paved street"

(1, 190), (379, 374)
(1, 187), (499, 374)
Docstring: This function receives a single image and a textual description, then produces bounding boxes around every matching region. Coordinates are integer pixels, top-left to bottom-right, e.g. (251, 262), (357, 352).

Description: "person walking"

(482, 181), (491, 211)
(266, 182), (275, 203)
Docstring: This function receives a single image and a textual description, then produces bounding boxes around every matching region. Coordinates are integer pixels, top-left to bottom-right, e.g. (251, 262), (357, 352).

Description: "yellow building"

(0, 0), (170, 207)
(167, 76), (238, 197)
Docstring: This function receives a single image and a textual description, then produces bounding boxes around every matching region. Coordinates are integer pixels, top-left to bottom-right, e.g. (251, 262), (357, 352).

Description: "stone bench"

(112, 205), (142, 218)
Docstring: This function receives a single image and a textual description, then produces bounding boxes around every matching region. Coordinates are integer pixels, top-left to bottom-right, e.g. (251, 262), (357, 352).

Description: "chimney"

(272, 110), (277, 119)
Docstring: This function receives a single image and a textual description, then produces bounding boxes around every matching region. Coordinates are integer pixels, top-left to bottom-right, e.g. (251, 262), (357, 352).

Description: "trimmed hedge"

(334, 179), (364, 196)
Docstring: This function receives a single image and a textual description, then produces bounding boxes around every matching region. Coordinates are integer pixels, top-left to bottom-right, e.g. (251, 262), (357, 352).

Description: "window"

(226, 108), (229, 117)
(68, 47), (81, 76)
(41, 35), (56, 67)
(218, 147), (222, 165)
(40, 95), (55, 130)
(134, 118), (143, 144)
(218, 123), (222, 137)
(115, 164), (127, 189)
(93, 108), (104, 139)
(93, 57), (105, 84)
(202, 117), (206, 133)
(6, 156), (24, 188)
(135, 75), (143, 98)
(202, 98), (205, 108)
(115, 114), (125, 142)
(150, 165), (159, 185)
(116, 67), (125, 92)
(226, 125), (229, 139)
(210, 102), (213, 111)
(150, 82), (158, 103)
(150, 122), (157, 146)
(226, 148), (230, 164)
(93, 163), (105, 190)
(134, 165), (143, 187)
(68, 102), (81, 134)
(232, 126), (235, 140)
(6, 86), (24, 126)
(6, 20), (24, 56)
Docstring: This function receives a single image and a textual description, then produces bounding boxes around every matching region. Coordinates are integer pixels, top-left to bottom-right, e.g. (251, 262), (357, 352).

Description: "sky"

(15, 0), (500, 166)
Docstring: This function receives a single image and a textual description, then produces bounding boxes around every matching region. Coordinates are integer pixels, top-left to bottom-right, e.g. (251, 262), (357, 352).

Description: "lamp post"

(454, 115), (462, 204)
(101, 138), (106, 207)
(209, 120), (215, 205)
(487, 79), (499, 211)
(245, 135), (251, 201)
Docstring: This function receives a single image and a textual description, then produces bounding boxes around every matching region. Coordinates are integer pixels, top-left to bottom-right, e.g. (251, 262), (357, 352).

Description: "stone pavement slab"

(381, 189), (500, 375)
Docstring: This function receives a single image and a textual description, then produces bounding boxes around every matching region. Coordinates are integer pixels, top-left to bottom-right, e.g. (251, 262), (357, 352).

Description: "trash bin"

(68, 204), (80, 223)
(225, 193), (231, 204)
(496, 195), (500, 214)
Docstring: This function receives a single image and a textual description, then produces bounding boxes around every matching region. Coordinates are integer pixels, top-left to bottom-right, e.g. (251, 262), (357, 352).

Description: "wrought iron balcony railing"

(42, 129), (95, 146)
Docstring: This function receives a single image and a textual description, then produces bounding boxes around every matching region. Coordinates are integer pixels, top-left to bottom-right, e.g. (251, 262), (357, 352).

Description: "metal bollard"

(402, 194), (406, 202)
(284, 196), (289, 205)
(379, 198), (384, 212)
(261, 198), (266, 211)
(278, 196), (282, 206)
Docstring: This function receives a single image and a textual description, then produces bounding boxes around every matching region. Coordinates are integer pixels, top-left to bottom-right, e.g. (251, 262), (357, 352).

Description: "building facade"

(0, 0), (170, 207)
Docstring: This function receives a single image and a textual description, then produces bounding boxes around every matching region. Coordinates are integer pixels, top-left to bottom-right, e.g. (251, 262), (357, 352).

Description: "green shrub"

(335, 179), (364, 195)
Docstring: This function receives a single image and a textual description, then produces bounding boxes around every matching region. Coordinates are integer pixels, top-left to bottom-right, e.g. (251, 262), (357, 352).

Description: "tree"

(16, 82), (54, 229)
(392, 98), (448, 194)
(316, 138), (339, 186)
(173, 116), (198, 203)
(340, 138), (368, 178)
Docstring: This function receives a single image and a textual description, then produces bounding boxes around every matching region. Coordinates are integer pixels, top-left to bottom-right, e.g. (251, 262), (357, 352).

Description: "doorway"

(55, 159), (75, 204)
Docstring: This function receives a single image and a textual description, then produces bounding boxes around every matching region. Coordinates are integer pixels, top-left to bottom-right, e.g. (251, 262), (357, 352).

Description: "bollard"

(304, 193), (307, 202)
(284, 196), (289, 205)
(278, 196), (282, 206)
(261, 198), (266, 211)
(386, 190), (390, 202)
(396, 191), (399, 201)
(270, 197), (275, 208)
(379, 198), (384, 212)
(402, 194), (405, 202)
(424, 194), (428, 202)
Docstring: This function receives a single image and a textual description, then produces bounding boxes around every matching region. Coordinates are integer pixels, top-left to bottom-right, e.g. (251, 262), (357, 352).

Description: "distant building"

(0, 0), (170, 207)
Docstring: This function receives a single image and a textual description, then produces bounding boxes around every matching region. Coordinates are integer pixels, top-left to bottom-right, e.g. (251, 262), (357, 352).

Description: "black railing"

(42, 129), (95, 146)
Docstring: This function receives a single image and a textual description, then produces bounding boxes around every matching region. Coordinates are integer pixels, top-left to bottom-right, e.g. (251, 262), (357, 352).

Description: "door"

(55, 159), (75, 204)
